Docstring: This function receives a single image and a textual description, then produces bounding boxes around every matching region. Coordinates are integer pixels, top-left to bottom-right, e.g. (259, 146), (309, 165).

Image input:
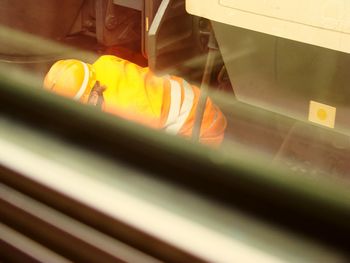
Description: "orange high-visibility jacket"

(93, 55), (227, 145)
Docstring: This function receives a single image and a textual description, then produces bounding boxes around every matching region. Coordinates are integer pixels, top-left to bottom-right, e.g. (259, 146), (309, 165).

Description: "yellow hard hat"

(43, 59), (96, 103)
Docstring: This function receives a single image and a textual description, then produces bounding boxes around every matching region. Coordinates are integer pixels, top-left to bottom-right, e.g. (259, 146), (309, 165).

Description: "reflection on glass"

(1, 1), (350, 261)
(1, 1), (350, 182)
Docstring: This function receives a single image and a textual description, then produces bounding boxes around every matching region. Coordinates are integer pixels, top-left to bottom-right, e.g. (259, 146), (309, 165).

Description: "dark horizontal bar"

(0, 183), (177, 263)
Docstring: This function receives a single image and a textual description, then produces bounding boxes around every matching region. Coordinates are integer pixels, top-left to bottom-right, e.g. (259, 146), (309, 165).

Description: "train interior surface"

(1, 0), (350, 262)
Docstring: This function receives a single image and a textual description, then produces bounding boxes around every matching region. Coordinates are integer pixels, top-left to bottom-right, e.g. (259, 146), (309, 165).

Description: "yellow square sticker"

(308, 101), (336, 128)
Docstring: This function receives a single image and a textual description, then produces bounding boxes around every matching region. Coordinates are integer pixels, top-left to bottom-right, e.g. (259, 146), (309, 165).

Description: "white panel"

(186, 0), (350, 53)
(113, 0), (142, 10)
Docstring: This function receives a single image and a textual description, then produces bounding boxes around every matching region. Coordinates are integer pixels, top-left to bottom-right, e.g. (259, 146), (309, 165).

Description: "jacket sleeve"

(162, 76), (227, 146)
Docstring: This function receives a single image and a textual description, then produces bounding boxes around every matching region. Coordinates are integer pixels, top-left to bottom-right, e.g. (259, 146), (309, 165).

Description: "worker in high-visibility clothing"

(43, 55), (227, 145)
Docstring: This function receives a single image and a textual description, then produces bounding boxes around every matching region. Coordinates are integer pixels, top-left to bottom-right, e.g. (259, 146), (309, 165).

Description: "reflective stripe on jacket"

(93, 55), (227, 145)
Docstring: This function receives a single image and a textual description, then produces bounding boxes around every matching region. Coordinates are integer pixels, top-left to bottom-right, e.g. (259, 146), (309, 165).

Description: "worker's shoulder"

(93, 55), (124, 65)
